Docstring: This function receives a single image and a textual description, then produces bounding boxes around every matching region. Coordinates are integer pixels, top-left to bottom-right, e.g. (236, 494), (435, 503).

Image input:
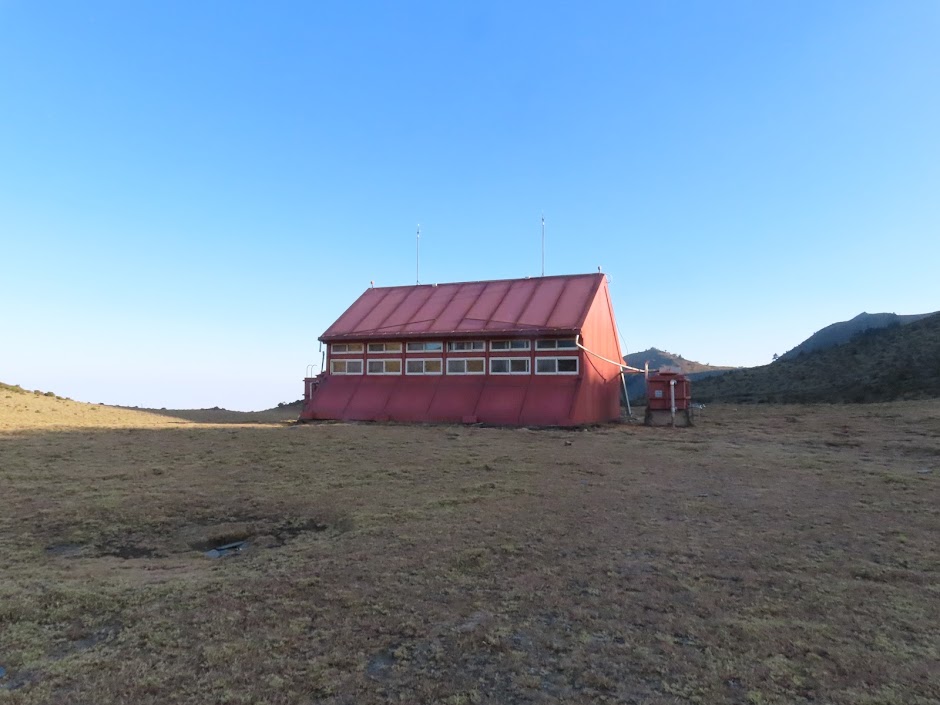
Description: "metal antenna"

(416, 224), (420, 284)
(541, 214), (545, 276)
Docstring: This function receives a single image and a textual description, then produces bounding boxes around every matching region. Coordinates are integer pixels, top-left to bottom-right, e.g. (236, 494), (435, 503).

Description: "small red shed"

(645, 369), (693, 427)
(300, 273), (625, 426)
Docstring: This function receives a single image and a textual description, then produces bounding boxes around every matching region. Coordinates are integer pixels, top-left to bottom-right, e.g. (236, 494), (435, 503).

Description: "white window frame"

(489, 357), (530, 375)
(330, 359), (364, 375)
(368, 342), (402, 354)
(446, 340), (485, 352)
(490, 339), (531, 351)
(367, 359), (402, 375)
(535, 338), (578, 350)
(406, 341), (444, 353)
(405, 358), (443, 375)
(446, 357), (486, 375)
(535, 356), (579, 375)
(331, 342), (364, 354)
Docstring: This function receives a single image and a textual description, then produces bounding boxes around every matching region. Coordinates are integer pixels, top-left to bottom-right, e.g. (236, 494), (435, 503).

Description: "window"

(535, 338), (578, 350)
(406, 341), (443, 353)
(331, 343), (364, 354)
(447, 358), (485, 375)
(447, 340), (485, 352)
(490, 339), (531, 351)
(330, 359), (363, 375)
(405, 358), (443, 375)
(535, 357), (579, 375)
(490, 358), (530, 375)
(367, 359), (402, 375)
(368, 342), (402, 353)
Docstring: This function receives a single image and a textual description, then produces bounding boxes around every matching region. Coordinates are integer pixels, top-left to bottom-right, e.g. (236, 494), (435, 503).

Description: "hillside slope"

(623, 348), (735, 401)
(0, 385), (299, 430)
(780, 311), (934, 361)
(624, 348), (733, 374)
(693, 312), (940, 403)
(0, 389), (195, 430)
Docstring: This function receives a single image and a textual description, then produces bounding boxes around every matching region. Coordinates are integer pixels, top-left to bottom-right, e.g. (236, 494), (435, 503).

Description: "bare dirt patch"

(1, 395), (938, 704)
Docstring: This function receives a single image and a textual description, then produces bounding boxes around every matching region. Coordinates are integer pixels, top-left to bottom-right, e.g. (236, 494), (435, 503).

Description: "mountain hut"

(300, 272), (624, 426)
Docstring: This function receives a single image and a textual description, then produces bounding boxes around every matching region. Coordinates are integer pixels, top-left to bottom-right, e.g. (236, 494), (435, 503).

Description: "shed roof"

(321, 273), (606, 341)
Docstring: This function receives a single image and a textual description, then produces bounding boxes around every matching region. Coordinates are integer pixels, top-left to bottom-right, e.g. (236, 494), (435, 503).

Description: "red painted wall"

(568, 278), (623, 424)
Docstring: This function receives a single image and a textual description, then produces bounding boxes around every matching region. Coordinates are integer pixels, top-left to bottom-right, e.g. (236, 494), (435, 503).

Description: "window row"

(331, 338), (578, 354)
(330, 356), (579, 376)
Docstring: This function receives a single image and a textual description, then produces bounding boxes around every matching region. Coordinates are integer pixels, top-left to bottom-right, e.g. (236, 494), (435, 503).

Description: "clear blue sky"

(2, 1), (938, 410)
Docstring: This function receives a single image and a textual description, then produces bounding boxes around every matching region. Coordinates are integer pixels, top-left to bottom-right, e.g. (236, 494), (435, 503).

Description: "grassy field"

(1, 391), (938, 704)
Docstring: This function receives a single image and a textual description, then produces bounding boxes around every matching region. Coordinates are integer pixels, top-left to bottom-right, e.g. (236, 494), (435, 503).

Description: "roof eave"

(320, 327), (581, 343)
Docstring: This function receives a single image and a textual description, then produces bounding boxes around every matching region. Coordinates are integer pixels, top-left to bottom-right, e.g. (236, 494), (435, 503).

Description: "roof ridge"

(365, 272), (602, 291)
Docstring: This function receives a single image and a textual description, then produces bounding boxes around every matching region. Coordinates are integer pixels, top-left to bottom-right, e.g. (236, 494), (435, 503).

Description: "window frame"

(367, 358), (403, 375)
(490, 339), (531, 351)
(367, 342), (403, 354)
(405, 341), (444, 353)
(405, 358), (444, 375)
(489, 357), (531, 375)
(330, 358), (364, 375)
(330, 342), (364, 354)
(446, 357), (486, 375)
(535, 338), (578, 350)
(534, 356), (580, 375)
(446, 340), (485, 352)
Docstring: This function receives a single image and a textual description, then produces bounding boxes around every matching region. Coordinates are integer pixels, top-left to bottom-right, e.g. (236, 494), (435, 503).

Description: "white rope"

(575, 338), (645, 373)
(575, 336), (641, 419)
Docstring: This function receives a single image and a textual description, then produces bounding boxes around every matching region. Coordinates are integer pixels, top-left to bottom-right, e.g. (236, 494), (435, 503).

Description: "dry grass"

(1, 394), (938, 704)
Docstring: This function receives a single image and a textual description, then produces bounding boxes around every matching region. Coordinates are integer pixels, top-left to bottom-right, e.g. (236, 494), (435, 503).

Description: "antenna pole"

(416, 224), (420, 284)
(541, 214), (545, 277)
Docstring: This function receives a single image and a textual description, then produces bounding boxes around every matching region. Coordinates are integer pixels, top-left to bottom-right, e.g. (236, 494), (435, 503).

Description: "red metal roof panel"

(321, 273), (604, 341)
(489, 280), (538, 330)
(518, 277), (566, 329)
(345, 287), (409, 336)
(411, 283), (463, 333)
(547, 275), (599, 330)
(435, 283), (487, 332)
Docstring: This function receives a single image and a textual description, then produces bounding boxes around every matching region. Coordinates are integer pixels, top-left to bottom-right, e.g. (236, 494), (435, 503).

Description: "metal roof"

(321, 273), (606, 341)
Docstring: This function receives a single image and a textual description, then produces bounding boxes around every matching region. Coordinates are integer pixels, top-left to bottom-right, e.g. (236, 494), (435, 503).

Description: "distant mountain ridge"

(624, 348), (734, 375)
(780, 311), (935, 361)
(693, 312), (940, 404)
(623, 348), (735, 401)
